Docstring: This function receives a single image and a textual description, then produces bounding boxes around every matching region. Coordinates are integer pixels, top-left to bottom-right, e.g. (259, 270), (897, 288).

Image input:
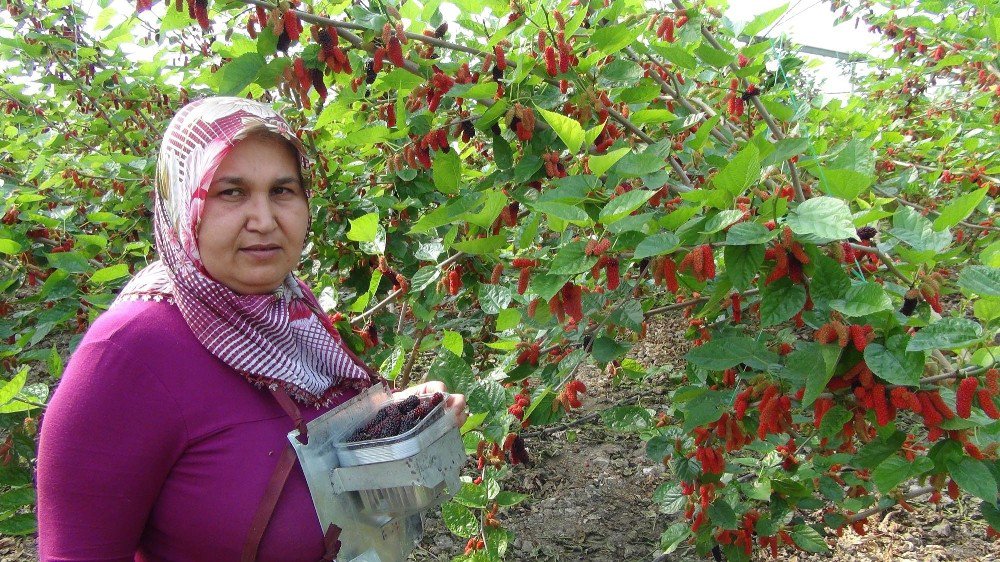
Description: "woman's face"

(198, 135), (309, 295)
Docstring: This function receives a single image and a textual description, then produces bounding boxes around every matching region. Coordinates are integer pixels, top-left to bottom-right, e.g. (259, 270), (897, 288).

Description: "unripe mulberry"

(544, 46), (557, 76)
(978, 388), (1000, 419)
(956, 377), (978, 419)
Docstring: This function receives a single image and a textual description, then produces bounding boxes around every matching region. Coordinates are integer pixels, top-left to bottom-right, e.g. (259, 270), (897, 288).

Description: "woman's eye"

(219, 188), (243, 197)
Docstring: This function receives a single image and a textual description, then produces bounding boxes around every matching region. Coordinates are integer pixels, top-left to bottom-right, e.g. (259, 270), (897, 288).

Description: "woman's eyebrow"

(213, 175), (246, 186)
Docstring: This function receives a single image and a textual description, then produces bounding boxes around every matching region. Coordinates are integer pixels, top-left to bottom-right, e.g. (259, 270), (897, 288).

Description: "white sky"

(726, 1), (881, 97)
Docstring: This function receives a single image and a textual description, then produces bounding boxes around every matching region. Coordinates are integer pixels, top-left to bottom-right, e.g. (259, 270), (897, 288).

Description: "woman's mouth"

(240, 244), (282, 257)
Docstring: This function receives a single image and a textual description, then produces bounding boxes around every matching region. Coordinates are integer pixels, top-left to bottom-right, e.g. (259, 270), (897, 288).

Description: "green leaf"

(855, 431), (905, 468)
(588, 147), (630, 177)
(947, 457), (998, 506)
(959, 266), (1000, 297)
(659, 522), (692, 553)
(790, 524), (830, 554)
(0, 513), (36, 535)
(891, 206), (951, 253)
(218, 53), (264, 96)
(724, 244), (765, 291)
(441, 501), (479, 537)
(741, 3), (789, 36)
(712, 143), (760, 197)
(599, 189), (655, 224)
(590, 25), (642, 55)
(410, 197), (481, 234)
(346, 213), (379, 243)
(786, 197), (856, 241)
(345, 126), (390, 146)
(548, 241), (597, 275)
(0, 239), (21, 255)
(702, 210), (745, 234)
(633, 232), (680, 260)
(829, 282), (893, 317)
(0, 486), (35, 510)
(685, 337), (780, 371)
(451, 235), (508, 255)
(864, 336), (924, 386)
(531, 202), (591, 225)
(759, 279), (807, 327)
(681, 390), (733, 432)
(45, 252), (91, 273)
(707, 500), (739, 530)
(431, 149), (461, 194)
(819, 168), (873, 200)
(600, 406), (654, 432)
(652, 45), (697, 70)
(725, 222), (773, 245)
(592, 336), (628, 364)
(494, 490), (528, 507)
(534, 106), (584, 153)
(0, 366), (28, 408)
(873, 456), (933, 493)
(818, 406), (852, 438)
(630, 109), (676, 126)
(933, 187), (988, 231)
(784, 343), (840, 406)
(89, 263), (130, 284)
(441, 330), (463, 356)
(809, 254), (851, 304)
(906, 318), (984, 351)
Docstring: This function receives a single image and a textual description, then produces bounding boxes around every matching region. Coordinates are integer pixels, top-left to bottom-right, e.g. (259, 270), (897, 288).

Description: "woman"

(37, 97), (466, 561)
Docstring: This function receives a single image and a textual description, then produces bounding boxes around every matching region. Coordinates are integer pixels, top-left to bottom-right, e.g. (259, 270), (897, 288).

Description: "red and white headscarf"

(115, 97), (375, 406)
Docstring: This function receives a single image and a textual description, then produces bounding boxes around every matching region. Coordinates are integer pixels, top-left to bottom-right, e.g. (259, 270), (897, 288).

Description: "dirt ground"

(410, 314), (1000, 562)
(6, 316), (1000, 561)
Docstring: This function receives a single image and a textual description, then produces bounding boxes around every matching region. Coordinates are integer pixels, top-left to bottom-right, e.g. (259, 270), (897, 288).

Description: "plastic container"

(330, 393), (465, 516)
(336, 394), (449, 467)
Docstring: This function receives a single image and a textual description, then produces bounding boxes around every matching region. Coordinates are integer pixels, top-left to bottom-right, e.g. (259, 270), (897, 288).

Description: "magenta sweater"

(37, 299), (360, 562)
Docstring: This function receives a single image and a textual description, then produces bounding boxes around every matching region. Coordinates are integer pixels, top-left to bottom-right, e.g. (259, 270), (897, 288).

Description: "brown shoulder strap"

(242, 390), (342, 562)
(241, 444), (298, 562)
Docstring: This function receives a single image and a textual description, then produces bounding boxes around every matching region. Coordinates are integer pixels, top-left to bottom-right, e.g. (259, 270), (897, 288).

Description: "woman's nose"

(244, 193), (278, 232)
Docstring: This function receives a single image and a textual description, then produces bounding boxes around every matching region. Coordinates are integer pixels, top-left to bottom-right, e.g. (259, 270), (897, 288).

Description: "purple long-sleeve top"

(37, 299), (359, 561)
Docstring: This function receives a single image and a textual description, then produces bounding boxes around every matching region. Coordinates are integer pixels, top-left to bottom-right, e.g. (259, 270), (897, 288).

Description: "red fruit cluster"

(464, 537), (485, 555)
(507, 103), (536, 141)
(678, 245), (716, 282)
(282, 7), (302, 41)
(712, 412), (750, 452)
(854, 383), (893, 426)
(508, 381), (532, 424)
(957, 377), (978, 419)
(815, 320), (850, 347)
(502, 433), (529, 465)
(591, 257), (621, 291)
(516, 342), (540, 366)
(427, 69), (456, 112)
(655, 16), (675, 42)
(512, 257), (539, 295)
(585, 238), (611, 257)
(542, 152), (566, 178)
(727, 79), (745, 117)
(695, 445), (724, 474)
(549, 283), (584, 325)
(757, 385), (792, 439)
(555, 380), (586, 411)
(730, 292), (742, 324)
(849, 324), (875, 351)
(765, 227), (810, 284)
(651, 256), (679, 293)
(447, 266), (462, 296)
(135, 0), (153, 12)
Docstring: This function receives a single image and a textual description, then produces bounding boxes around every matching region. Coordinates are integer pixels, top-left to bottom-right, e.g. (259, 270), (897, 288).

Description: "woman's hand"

(397, 381), (467, 428)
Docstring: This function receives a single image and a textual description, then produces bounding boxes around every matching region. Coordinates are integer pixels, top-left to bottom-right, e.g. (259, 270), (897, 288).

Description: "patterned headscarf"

(115, 97), (375, 406)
